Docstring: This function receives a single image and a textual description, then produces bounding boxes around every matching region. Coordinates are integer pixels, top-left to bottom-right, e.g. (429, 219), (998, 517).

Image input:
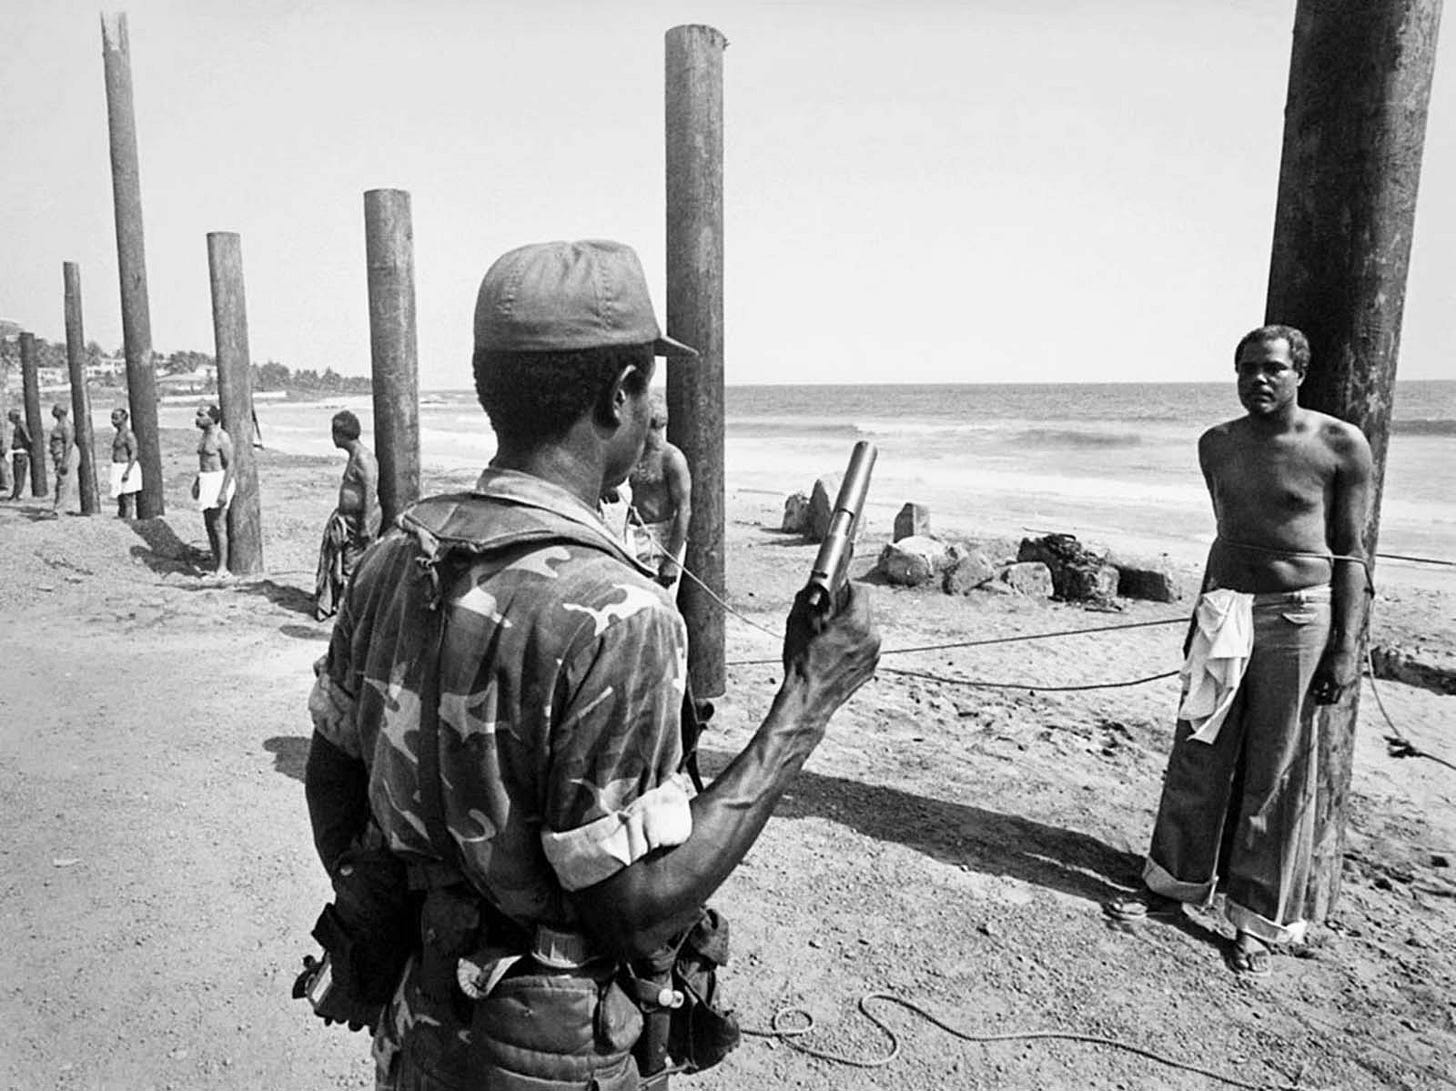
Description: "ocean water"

(145, 380), (1456, 567)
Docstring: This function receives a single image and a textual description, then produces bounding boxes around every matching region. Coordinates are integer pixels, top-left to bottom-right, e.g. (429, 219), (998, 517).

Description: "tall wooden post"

(64, 263), (102, 515)
(0, 343), (12, 496)
(665, 24), (728, 700)
(207, 232), (264, 575)
(101, 12), (163, 518)
(364, 188), (420, 529)
(1264, 0), (1443, 920)
(19, 333), (48, 498)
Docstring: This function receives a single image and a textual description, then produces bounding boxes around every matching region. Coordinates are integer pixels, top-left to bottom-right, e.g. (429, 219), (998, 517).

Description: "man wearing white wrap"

(109, 408), (142, 519)
(193, 404), (235, 576)
(1108, 324), (1372, 978)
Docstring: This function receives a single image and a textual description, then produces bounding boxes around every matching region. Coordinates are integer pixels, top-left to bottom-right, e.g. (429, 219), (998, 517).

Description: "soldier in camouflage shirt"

(305, 240), (880, 1090)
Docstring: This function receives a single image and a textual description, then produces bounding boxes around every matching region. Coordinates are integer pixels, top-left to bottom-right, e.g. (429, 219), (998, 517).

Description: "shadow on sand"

(129, 517), (209, 576)
(697, 745), (1227, 950)
(264, 735), (311, 783)
(697, 744), (1139, 904)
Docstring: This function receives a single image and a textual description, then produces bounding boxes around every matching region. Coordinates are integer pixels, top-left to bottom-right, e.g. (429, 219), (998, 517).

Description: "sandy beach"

(2, 423), (1454, 1091)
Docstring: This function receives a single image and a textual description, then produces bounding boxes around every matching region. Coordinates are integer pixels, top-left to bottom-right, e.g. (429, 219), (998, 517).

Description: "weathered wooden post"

(665, 24), (728, 700)
(207, 232), (264, 575)
(1264, 0), (1443, 920)
(101, 12), (163, 518)
(63, 263), (102, 515)
(19, 333), (48, 498)
(364, 188), (420, 529)
(0, 343), (13, 496)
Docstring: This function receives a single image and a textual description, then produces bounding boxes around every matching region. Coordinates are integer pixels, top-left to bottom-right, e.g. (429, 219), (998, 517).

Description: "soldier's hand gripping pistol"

(798, 440), (877, 631)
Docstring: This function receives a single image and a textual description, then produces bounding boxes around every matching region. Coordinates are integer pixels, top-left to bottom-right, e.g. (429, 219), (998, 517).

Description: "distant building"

(156, 366), (217, 396)
(87, 354), (126, 378)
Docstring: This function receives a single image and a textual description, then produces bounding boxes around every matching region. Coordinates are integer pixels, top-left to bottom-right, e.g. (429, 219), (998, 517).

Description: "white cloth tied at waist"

(1178, 588), (1254, 744)
(195, 469), (235, 511)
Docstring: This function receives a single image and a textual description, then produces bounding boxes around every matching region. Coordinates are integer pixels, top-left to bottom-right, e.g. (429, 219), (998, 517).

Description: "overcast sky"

(2, 0), (1453, 388)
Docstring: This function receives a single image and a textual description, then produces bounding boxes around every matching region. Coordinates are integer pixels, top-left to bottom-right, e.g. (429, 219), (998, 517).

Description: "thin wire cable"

(880, 664), (1179, 693)
(744, 992), (1300, 1090)
(1376, 551), (1456, 568)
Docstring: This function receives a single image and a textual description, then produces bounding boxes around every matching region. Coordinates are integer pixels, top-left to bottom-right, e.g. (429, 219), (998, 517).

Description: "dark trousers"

(9, 451), (28, 499)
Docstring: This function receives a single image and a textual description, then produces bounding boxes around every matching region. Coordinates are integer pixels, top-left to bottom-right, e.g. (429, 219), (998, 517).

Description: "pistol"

(803, 440), (878, 615)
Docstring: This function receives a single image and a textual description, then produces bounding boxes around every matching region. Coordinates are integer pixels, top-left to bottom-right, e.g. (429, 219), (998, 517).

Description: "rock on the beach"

(877, 535), (950, 587)
(1002, 561), (1054, 598)
(1018, 533), (1118, 605)
(808, 475), (841, 543)
(943, 550), (997, 595)
(893, 502), (930, 542)
(1115, 558), (1183, 603)
(1063, 562), (1120, 603)
(782, 492), (811, 535)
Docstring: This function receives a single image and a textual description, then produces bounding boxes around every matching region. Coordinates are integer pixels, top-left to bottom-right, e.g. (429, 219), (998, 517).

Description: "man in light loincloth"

(48, 404), (77, 516)
(625, 391), (691, 590)
(193, 404), (235, 576)
(1108, 324), (1372, 978)
(314, 409), (379, 620)
(109, 407), (142, 520)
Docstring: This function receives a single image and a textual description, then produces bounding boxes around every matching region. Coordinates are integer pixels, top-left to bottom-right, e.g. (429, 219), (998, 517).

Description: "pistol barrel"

(807, 441), (878, 600)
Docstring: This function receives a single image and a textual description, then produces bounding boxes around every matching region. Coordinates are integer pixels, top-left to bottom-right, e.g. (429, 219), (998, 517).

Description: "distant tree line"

(0, 335), (370, 395)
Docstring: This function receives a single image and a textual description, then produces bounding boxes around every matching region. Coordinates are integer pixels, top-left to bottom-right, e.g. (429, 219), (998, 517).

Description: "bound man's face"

(1236, 338), (1302, 417)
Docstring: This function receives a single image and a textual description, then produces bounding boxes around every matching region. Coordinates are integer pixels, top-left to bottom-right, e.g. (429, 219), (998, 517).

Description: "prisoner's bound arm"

(1311, 422), (1374, 705)
(569, 582), (879, 959)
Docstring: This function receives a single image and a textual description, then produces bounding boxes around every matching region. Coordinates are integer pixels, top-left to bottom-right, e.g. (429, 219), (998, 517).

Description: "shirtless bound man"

(7, 409), (32, 501)
(110, 408), (142, 519)
(314, 409), (380, 620)
(48, 404), (77, 515)
(193, 405), (236, 576)
(1108, 324), (1372, 977)
(625, 392), (691, 590)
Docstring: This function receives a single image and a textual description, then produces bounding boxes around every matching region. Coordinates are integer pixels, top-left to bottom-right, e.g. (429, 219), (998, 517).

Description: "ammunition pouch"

(630, 907), (741, 1081)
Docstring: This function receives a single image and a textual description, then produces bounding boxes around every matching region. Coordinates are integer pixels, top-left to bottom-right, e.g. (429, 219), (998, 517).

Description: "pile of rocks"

(879, 528), (1184, 605)
(779, 488), (1183, 608)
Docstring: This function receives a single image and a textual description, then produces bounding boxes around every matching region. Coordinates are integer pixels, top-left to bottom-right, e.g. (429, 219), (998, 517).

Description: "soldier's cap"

(474, 240), (698, 359)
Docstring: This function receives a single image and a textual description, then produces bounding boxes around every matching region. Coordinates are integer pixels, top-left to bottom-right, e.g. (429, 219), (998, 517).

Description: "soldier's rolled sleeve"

(308, 654), (361, 759)
(540, 592), (691, 892)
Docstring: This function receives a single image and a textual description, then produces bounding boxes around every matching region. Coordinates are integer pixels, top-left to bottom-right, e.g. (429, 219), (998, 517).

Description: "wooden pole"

(207, 232), (264, 575)
(665, 24), (728, 700)
(63, 263), (102, 515)
(101, 12), (163, 518)
(19, 333), (48, 498)
(364, 188), (420, 529)
(1264, 0), (1443, 921)
(0, 343), (12, 496)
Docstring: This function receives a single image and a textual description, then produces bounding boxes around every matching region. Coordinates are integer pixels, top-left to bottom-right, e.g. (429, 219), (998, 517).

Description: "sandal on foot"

(1104, 891), (1181, 922)
(1229, 934), (1272, 977)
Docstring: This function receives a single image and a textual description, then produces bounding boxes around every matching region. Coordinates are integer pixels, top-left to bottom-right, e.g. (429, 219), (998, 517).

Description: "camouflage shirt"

(309, 468), (692, 1081)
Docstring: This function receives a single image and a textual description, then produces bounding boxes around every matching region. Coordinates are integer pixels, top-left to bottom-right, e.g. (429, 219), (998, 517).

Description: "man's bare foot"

(1229, 931), (1272, 976)
(1104, 889), (1182, 922)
